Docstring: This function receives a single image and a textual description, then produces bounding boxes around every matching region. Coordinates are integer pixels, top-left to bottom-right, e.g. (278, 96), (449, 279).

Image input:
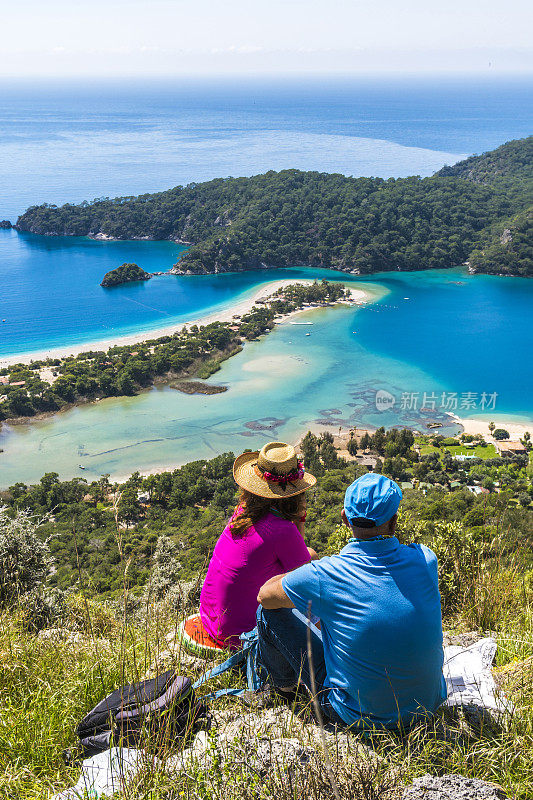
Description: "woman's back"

(200, 510), (310, 648)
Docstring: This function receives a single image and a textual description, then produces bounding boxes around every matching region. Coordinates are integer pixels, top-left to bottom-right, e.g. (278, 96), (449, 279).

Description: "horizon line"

(1, 69), (533, 82)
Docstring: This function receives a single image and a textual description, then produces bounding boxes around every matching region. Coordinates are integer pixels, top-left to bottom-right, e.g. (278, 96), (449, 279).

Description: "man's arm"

(257, 573), (295, 609)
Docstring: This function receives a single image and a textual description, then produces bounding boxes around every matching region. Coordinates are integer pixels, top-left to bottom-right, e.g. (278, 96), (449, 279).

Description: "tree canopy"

(100, 263), (152, 287)
(16, 137), (533, 278)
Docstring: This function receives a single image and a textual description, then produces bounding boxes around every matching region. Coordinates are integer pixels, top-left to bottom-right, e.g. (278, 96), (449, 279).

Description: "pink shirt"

(199, 511), (310, 649)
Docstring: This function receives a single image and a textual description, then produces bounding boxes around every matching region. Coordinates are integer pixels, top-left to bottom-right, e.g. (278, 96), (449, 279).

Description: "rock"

(210, 705), (377, 763)
(0, 220), (12, 229)
(137, 632), (205, 678)
(38, 627), (113, 652)
(442, 631), (485, 648)
(38, 628), (85, 645)
(167, 727), (316, 780)
(253, 737), (314, 774)
(402, 773), (508, 799)
(500, 228), (512, 245)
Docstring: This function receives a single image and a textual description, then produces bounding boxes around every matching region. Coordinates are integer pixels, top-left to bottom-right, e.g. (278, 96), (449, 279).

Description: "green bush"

(493, 429), (510, 440)
(18, 587), (66, 632)
(0, 508), (51, 606)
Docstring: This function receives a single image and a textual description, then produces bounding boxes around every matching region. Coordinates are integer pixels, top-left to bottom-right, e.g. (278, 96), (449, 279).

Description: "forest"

(16, 136), (533, 277)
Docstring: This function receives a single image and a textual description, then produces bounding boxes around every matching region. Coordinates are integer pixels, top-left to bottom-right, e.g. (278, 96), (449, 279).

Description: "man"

(256, 472), (447, 731)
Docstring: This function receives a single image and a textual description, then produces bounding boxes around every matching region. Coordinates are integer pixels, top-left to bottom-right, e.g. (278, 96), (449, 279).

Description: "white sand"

(0, 281), (369, 369)
(447, 413), (533, 441)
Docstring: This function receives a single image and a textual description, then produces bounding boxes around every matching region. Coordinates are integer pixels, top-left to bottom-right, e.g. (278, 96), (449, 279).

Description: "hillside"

(437, 135), (533, 184)
(3, 428), (531, 593)
(1, 430), (532, 798)
(468, 206), (533, 277)
(16, 137), (533, 277)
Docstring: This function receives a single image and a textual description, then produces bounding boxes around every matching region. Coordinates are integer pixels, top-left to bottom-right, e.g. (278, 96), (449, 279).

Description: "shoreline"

(446, 413), (533, 441)
(111, 414), (533, 485)
(0, 280), (369, 369)
(0, 283), (370, 431)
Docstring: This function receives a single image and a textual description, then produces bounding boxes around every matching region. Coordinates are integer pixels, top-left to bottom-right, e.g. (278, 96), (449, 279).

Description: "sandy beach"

(0, 281), (370, 369)
(447, 413), (533, 441)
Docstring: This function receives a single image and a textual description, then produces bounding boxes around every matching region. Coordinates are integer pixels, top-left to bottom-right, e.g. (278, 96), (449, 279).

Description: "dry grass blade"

(306, 600), (341, 800)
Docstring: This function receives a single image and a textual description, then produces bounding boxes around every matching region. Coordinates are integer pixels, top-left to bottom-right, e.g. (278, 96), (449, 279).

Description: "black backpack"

(74, 669), (208, 758)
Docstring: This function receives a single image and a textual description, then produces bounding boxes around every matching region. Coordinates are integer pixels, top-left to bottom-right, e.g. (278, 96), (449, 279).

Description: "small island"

(0, 220), (12, 229)
(100, 263), (152, 287)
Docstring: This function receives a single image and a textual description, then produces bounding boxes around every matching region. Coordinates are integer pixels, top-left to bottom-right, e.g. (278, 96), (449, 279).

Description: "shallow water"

(1, 268), (531, 487)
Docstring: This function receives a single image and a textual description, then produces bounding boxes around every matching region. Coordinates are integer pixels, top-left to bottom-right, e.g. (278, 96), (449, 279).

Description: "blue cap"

(344, 473), (402, 528)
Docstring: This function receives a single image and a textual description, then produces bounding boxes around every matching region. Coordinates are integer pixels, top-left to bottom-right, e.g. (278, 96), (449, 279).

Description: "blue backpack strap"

(192, 646), (248, 690)
(192, 627), (261, 700)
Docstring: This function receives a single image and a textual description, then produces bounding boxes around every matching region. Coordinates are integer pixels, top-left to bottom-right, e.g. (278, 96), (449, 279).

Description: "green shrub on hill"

(437, 135), (533, 183)
(0, 507), (51, 605)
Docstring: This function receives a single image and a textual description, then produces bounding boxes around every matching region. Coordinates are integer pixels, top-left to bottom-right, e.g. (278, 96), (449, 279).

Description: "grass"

(419, 444), (497, 459)
(1, 598), (532, 799)
(195, 346), (243, 380)
(1, 520), (532, 799)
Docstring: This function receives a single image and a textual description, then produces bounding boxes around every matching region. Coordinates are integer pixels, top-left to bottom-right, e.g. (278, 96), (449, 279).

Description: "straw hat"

(233, 442), (316, 499)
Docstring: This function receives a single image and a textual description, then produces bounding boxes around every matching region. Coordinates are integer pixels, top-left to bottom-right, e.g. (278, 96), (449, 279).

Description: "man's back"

(282, 536), (447, 729)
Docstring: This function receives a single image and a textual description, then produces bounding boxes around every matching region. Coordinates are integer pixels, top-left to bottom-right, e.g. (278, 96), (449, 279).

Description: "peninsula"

(16, 136), (533, 277)
(0, 279), (360, 427)
(100, 262), (151, 287)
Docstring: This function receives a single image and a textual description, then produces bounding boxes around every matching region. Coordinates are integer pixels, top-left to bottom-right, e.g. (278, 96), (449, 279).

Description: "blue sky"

(2, 0), (532, 77)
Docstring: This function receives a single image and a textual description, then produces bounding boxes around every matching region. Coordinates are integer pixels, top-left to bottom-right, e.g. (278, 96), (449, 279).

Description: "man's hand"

(257, 573), (295, 609)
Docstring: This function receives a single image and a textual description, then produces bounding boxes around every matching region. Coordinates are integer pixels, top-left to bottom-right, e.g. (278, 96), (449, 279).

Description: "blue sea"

(1, 75), (532, 222)
(0, 76), (532, 485)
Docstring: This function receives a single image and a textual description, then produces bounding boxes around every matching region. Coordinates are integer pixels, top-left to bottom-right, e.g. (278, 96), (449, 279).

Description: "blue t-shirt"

(282, 537), (447, 729)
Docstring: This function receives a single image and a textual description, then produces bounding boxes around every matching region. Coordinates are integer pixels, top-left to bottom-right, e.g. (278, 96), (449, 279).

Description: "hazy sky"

(2, 0), (532, 77)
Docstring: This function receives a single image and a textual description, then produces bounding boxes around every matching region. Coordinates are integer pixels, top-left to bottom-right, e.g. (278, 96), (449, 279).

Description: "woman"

(192, 442), (316, 652)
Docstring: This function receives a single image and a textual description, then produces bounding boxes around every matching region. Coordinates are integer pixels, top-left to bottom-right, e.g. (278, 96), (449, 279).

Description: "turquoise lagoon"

(1, 76), (532, 486)
(1, 265), (532, 488)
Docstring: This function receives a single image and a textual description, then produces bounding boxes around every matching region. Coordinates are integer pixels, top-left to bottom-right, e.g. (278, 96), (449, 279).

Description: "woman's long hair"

(230, 489), (305, 538)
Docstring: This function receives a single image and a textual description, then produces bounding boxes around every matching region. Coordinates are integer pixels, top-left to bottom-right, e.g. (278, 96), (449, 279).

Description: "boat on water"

(78, 464), (86, 470)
